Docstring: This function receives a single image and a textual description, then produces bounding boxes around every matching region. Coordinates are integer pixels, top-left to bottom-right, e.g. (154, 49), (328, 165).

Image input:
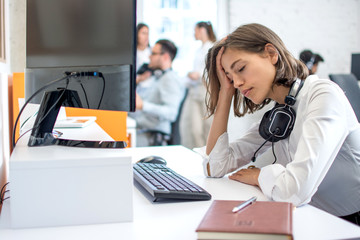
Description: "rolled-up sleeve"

(196, 124), (269, 178)
(194, 133), (232, 178)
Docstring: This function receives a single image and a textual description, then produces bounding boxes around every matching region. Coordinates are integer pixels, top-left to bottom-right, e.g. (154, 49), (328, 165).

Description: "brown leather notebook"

(196, 200), (293, 240)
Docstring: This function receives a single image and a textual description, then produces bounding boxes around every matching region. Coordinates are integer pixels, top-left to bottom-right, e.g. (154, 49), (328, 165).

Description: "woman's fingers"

(215, 47), (225, 79)
(229, 168), (260, 186)
(215, 47), (233, 88)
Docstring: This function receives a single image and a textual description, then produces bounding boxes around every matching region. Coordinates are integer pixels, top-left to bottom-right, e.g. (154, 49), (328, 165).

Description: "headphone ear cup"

(259, 105), (296, 142)
(259, 109), (272, 140)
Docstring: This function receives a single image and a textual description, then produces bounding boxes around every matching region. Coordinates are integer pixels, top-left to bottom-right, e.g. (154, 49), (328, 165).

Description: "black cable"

(251, 128), (280, 163)
(271, 136), (277, 164)
(20, 111), (38, 129)
(78, 73), (104, 109)
(80, 83), (90, 108)
(12, 73), (77, 148)
(16, 81), (69, 146)
(97, 74), (105, 109)
(15, 127), (36, 145)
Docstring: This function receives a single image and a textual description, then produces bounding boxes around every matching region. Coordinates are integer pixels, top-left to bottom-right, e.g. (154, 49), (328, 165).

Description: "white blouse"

(199, 75), (360, 216)
(193, 41), (213, 78)
(136, 47), (151, 71)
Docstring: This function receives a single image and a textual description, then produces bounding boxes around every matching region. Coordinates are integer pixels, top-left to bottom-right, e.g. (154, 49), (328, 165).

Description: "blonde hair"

(204, 23), (309, 117)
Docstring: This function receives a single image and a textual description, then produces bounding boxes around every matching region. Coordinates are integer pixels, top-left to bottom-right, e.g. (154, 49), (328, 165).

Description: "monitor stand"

(28, 89), (127, 148)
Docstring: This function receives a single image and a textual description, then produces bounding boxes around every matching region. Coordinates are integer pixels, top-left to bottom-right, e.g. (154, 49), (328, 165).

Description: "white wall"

(228, 0), (360, 79)
(8, 0), (25, 73)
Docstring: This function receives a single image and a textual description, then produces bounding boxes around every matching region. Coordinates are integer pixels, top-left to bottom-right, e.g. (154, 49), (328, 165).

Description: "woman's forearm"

(206, 90), (233, 155)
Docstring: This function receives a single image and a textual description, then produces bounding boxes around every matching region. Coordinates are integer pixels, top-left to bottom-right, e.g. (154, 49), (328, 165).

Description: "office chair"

(148, 89), (189, 146)
(328, 73), (360, 122)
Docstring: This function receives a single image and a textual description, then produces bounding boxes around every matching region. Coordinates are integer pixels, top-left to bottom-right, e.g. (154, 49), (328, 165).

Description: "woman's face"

(194, 26), (202, 40)
(137, 26), (149, 47)
(221, 48), (277, 104)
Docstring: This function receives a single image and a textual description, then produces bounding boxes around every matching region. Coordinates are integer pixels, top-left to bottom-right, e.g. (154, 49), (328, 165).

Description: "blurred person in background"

(131, 39), (186, 147)
(299, 49), (324, 75)
(136, 23), (151, 72)
(135, 23), (154, 99)
(180, 21), (217, 149)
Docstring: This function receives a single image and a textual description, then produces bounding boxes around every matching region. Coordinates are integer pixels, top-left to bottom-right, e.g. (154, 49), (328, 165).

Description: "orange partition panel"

(10, 73), (127, 144)
(11, 73), (25, 149)
(65, 108), (127, 141)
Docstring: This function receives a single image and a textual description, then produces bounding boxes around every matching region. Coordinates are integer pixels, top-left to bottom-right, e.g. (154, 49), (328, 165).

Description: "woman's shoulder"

(303, 75), (342, 93)
(300, 75), (348, 107)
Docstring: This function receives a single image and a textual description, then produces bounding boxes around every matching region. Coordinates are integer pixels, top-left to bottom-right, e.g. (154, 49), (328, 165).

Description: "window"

(141, 0), (217, 77)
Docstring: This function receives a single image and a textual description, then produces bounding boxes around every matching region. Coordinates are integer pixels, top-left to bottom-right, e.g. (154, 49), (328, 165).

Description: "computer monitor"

(351, 53), (360, 80)
(21, 0), (137, 148)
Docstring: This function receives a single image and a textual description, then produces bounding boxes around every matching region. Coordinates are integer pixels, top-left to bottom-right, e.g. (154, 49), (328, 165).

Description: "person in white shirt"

(136, 23), (151, 72)
(200, 23), (360, 226)
(135, 23), (154, 99)
(180, 21), (217, 149)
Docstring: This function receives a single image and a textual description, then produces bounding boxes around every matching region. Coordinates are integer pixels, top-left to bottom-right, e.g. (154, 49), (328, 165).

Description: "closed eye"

(238, 65), (245, 72)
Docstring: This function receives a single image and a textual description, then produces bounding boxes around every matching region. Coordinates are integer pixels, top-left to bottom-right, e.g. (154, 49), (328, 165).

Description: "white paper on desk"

(54, 116), (96, 128)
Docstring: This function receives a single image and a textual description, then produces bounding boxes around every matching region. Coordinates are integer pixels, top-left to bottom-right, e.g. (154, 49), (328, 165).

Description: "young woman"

(136, 23), (151, 72)
(201, 23), (360, 225)
(180, 21), (217, 149)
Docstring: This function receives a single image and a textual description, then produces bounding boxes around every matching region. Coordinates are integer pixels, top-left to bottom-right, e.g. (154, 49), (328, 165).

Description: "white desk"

(1, 138), (360, 239)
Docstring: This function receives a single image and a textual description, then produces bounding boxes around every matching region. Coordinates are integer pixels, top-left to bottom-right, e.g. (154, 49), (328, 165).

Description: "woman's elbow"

(206, 163), (226, 178)
(272, 187), (312, 207)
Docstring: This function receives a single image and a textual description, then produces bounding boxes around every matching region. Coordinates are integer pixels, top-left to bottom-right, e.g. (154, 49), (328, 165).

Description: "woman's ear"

(264, 43), (279, 65)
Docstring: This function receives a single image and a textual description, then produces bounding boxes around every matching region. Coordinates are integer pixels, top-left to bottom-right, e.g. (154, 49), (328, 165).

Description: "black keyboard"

(133, 162), (211, 201)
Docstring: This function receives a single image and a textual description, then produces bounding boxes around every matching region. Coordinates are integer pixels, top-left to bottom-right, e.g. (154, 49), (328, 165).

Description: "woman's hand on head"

(216, 47), (235, 95)
(229, 167), (260, 187)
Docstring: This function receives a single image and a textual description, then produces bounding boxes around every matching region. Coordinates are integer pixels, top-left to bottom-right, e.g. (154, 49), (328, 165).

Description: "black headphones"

(153, 69), (166, 79)
(258, 79), (303, 143)
(306, 55), (316, 70)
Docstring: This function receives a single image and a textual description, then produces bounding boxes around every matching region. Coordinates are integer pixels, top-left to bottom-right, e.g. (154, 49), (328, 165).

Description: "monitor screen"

(22, 0), (136, 148)
(26, 0), (135, 69)
(351, 53), (360, 80)
(25, 0), (136, 112)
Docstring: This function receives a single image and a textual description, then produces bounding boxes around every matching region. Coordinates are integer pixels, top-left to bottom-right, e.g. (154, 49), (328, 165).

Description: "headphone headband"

(285, 79), (303, 106)
(306, 55), (316, 70)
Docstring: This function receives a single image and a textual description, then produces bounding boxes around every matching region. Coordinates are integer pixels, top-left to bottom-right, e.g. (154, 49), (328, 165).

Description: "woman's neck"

(271, 85), (291, 104)
(201, 38), (209, 45)
(137, 44), (147, 51)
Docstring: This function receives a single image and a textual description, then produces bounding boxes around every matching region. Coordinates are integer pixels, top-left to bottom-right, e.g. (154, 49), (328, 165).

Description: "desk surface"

(1, 143), (360, 239)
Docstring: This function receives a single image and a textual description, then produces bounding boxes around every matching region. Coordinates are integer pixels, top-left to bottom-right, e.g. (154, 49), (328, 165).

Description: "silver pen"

(232, 196), (257, 213)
